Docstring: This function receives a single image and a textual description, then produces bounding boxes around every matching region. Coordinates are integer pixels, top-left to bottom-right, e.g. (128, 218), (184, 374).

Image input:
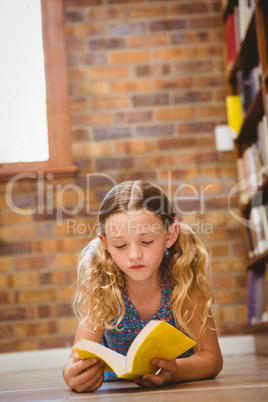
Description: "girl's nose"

(128, 244), (142, 261)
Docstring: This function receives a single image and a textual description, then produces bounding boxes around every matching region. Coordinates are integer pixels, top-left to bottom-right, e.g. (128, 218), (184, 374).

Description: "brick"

(212, 274), (233, 289)
(110, 50), (149, 64)
(215, 289), (248, 305)
(175, 60), (214, 74)
(65, 0), (100, 6)
(152, 48), (189, 61)
(107, 22), (146, 35)
(88, 38), (126, 50)
(136, 154), (178, 168)
(35, 238), (77, 253)
(114, 111), (152, 123)
(150, 19), (186, 32)
(0, 291), (13, 304)
(0, 242), (32, 256)
(66, 24), (104, 37)
(137, 123), (174, 137)
(72, 113), (111, 126)
(94, 127), (132, 141)
(59, 286), (75, 301)
(0, 257), (11, 272)
(116, 140), (155, 154)
(128, 4), (166, 18)
(199, 134), (216, 148)
(11, 225), (36, 239)
(194, 75), (225, 88)
(160, 168), (200, 181)
(96, 157), (134, 171)
(73, 141), (114, 158)
(5, 273), (35, 288)
(59, 317), (78, 334)
(156, 107), (194, 121)
(67, 38), (85, 52)
(16, 289), (57, 303)
(0, 340), (38, 353)
(39, 335), (75, 350)
(70, 81), (110, 95)
(209, 244), (229, 257)
(212, 258), (247, 273)
(90, 66), (129, 80)
(65, 10), (84, 23)
(169, 3), (209, 15)
(0, 211), (31, 225)
(0, 325), (13, 338)
(179, 121), (215, 134)
(158, 137), (197, 150)
(136, 64), (170, 76)
(171, 31), (210, 45)
(73, 129), (90, 141)
(113, 80), (151, 92)
(212, 306), (236, 322)
(192, 45), (223, 58)
(88, 6), (126, 20)
(203, 166), (237, 178)
(71, 98), (87, 111)
(68, 68), (86, 81)
(180, 151), (219, 165)
(133, 94), (169, 107)
(14, 256), (56, 271)
(57, 253), (79, 268)
(174, 91), (212, 104)
(0, 226), (10, 241)
(91, 96), (128, 109)
(191, 16), (221, 29)
(129, 34), (168, 47)
(155, 78), (191, 90)
(82, 53), (108, 65)
(0, 306), (35, 320)
(14, 321), (58, 337)
(38, 303), (73, 318)
(38, 271), (75, 286)
(197, 105), (226, 118)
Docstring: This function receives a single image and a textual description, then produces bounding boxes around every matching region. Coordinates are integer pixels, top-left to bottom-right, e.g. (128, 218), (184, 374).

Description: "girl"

(63, 180), (223, 392)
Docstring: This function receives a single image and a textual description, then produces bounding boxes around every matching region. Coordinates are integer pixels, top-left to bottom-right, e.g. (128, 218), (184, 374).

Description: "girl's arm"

(135, 308), (223, 388)
(63, 321), (105, 393)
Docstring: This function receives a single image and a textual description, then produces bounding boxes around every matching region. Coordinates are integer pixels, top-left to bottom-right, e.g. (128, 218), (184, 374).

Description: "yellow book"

(73, 320), (196, 380)
(225, 95), (243, 138)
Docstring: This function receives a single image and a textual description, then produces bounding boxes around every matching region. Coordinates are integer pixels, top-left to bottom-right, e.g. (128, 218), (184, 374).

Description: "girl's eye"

(142, 240), (153, 245)
(115, 244), (126, 249)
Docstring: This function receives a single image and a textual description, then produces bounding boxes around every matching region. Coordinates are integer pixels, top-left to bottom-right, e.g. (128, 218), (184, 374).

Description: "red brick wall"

(0, 0), (249, 353)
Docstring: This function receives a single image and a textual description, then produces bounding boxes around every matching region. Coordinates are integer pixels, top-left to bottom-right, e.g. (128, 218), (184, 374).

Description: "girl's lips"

(130, 265), (145, 269)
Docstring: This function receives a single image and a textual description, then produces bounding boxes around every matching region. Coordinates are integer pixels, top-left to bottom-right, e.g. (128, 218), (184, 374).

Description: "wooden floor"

(0, 355), (267, 401)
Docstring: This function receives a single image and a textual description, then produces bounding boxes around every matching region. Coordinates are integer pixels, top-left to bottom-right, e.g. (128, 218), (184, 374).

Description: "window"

(0, 0), (77, 180)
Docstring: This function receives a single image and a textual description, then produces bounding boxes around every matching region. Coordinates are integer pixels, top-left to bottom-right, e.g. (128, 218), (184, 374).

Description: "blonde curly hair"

(72, 180), (214, 341)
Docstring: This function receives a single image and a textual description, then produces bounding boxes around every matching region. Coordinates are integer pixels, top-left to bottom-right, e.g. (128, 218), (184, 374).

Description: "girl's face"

(98, 211), (179, 285)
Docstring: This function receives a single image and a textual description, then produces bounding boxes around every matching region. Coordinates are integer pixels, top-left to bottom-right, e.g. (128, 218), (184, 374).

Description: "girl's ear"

(98, 234), (109, 251)
(165, 222), (180, 248)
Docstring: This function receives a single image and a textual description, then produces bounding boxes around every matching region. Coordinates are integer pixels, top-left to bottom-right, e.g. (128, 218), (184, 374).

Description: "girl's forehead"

(105, 211), (164, 237)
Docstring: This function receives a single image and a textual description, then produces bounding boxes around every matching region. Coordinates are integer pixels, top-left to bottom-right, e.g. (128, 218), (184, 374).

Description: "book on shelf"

(73, 320), (196, 380)
(236, 67), (262, 116)
(225, 13), (237, 68)
(238, 0), (255, 43)
(225, 95), (243, 138)
(246, 205), (268, 258)
(248, 265), (268, 325)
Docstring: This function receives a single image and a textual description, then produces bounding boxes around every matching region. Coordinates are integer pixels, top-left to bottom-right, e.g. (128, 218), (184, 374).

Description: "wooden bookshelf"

(222, 0), (268, 350)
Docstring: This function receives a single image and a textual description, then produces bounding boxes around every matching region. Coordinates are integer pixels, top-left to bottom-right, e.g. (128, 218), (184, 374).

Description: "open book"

(73, 320), (196, 380)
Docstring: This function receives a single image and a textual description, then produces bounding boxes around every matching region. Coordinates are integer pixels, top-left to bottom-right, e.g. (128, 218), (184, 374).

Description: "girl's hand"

(63, 353), (105, 393)
(134, 359), (177, 388)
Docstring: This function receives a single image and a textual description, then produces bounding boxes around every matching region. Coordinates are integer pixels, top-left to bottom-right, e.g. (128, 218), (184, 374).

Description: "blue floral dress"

(101, 270), (194, 381)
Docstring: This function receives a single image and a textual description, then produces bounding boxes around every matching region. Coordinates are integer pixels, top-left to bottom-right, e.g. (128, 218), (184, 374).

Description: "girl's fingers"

(75, 361), (105, 392)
